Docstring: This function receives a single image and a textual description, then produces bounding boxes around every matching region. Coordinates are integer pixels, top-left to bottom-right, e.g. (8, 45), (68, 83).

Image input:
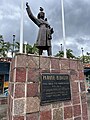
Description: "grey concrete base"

(87, 93), (90, 120)
(0, 104), (7, 119)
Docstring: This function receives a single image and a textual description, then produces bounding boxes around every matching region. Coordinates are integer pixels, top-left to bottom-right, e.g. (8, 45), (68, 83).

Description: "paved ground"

(0, 94), (7, 120)
(0, 104), (7, 120)
(87, 93), (90, 120)
(0, 94), (90, 120)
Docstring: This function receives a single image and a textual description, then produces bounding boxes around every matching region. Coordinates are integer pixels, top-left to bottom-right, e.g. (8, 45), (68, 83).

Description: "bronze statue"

(26, 2), (54, 56)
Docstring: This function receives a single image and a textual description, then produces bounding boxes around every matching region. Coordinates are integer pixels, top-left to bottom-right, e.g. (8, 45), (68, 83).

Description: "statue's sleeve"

(26, 6), (41, 27)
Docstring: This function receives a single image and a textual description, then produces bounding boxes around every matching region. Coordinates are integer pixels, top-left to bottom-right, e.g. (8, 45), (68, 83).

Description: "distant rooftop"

(0, 57), (12, 62)
(83, 63), (90, 68)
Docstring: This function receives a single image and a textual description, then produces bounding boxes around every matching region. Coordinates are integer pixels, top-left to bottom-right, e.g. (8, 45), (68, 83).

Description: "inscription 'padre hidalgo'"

(42, 74), (69, 80)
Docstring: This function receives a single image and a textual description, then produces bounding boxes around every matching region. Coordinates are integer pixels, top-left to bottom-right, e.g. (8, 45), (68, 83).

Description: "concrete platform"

(0, 94), (7, 120)
(87, 93), (90, 120)
(0, 104), (7, 119)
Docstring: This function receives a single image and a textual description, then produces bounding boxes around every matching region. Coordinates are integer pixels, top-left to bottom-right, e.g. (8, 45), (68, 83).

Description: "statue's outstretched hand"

(26, 2), (29, 8)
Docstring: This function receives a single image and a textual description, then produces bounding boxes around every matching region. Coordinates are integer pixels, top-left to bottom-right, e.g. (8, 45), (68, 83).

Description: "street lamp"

(24, 41), (27, 54)
(60, 44), (62, 51)
(13, 35), (15, 51)
(81, 47), (84, 63)
(12, 35), (15, 57)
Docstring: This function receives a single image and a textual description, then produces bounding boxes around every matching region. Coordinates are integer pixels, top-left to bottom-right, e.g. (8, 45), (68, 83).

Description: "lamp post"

(81, 47), (84, 63)
(12, 35), (15, 57)
(13, 35), (15, 51)
(24, 41), (27, 54)
(60, 44), (62, 51)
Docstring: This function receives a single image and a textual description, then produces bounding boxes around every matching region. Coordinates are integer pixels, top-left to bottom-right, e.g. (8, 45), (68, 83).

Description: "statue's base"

(8, 54), (88, 120)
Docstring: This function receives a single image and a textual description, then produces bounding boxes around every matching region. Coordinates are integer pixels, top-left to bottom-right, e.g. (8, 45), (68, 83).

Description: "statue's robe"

(26, 6), (51, 50)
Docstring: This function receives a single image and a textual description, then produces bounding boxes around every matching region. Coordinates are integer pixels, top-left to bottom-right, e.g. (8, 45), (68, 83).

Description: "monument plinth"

(7, 54), (88, 120)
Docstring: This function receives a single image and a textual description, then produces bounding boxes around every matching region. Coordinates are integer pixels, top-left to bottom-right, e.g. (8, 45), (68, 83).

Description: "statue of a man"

(26, 2), (54, 56)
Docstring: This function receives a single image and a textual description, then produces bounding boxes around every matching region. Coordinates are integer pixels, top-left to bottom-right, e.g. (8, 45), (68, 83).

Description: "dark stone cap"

(40, 7), (44, 11)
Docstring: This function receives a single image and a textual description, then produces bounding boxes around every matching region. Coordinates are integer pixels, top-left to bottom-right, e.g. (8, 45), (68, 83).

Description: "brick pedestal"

(8, 54), (88, 120)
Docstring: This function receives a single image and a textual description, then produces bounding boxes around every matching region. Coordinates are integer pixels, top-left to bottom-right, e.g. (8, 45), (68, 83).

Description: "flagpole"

(20, 0), (24, 53)
(61, 0), (67, 58)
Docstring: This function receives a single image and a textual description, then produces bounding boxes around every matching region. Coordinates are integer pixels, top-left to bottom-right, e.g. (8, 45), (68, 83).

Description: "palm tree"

(31, 44), (39, 54)
(5, 42), (11, 54)
(25, 43), (38, 54)
(55, 49), (76, 59)
(66, 49), (75, 58)
(12, 41), (39, 55)
(0, 35), (39, 57)
(0, 40), (7, 57)
(55, 51), (64, 57)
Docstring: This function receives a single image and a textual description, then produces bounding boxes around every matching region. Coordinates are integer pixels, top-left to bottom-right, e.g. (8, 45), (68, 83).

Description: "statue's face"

(38, 12), (45, 20)
(41, 16), (44, 20)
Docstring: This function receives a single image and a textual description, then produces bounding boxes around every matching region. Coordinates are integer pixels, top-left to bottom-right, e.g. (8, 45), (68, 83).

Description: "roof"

(84, 63), (90, 68)
(0, 57), (12, 62)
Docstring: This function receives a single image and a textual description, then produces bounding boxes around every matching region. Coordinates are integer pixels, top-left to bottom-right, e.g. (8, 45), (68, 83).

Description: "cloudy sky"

(0, 0), (90, 56)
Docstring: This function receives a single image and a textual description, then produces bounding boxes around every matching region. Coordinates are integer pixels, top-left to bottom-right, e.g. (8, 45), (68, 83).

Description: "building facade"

(0, 58), (11, 94)
(84, 64), (90, 91)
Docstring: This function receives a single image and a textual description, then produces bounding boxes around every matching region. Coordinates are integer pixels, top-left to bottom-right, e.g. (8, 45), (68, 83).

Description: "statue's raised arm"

(26, 2), (41, 27)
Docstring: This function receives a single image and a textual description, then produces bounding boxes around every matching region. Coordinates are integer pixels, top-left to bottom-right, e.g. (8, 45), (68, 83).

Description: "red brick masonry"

(0, 97), (7, 105)
(8, 54), (88, 120)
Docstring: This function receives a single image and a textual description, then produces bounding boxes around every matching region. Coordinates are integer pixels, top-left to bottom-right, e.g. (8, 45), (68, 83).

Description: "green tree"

(25, 43), (38, 54)
(78, 55), (90, 63)
(0, 41), (12, 57)
(31, 44), (39, 54)
(0, 35), (7, 57)
(55, 51), (64, 57)
(0, 35), (3, 39)
(12, 41), (39, 55)
(0, 34), (38, 57)
(55, 49), (76, 58)
(5, 42), (11, 53)
(67, 49), (75, 58)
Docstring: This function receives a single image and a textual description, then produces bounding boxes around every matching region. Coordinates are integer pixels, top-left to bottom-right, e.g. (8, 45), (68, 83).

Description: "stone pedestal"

(8, 54), (88, 120)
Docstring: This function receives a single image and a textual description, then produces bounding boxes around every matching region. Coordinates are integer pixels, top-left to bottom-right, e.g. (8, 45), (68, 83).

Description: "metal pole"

(60, 44), (62, 51)
(24, 41), (27, 54)
(61, 0), (67, 58)
(81, 47), (84, 63)
(13, 35), (15, 51)
(20, 0), (24, 53)
(12, 35), (15, 57)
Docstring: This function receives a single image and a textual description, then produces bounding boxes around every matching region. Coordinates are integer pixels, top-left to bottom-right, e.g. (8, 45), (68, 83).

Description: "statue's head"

(37, 7), (45, 20)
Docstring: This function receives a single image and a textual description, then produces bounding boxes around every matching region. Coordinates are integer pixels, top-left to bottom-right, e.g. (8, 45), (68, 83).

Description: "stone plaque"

(40, 74), (71, 105)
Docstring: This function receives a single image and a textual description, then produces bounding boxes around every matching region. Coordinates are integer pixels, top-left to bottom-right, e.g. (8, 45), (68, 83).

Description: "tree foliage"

(1, 34), (90, 63)
(78, 55), (90, 63)
(55, 49), (76, 59)
(0, 35), (39, 57)
(0, 36), (10, 57)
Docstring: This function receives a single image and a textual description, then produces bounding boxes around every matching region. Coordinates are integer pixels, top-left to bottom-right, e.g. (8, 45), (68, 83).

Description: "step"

(0, 98), (7, 105)
(0, 104), (7, 120)
(0, 94), (7, 105)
